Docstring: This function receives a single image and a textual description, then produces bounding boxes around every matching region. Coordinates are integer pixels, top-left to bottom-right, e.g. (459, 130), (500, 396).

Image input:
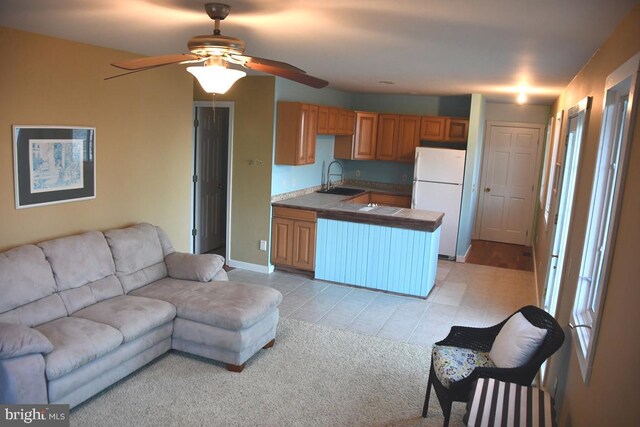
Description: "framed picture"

(13, 125), (96, 209)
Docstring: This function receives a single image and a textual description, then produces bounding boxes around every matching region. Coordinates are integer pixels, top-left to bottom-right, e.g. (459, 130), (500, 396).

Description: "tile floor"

(227, 260), (537, 347)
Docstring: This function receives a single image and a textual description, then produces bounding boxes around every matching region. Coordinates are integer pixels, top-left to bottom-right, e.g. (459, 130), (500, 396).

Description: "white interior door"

(478, 123), (542, 245)
(194, 106), (229, 254)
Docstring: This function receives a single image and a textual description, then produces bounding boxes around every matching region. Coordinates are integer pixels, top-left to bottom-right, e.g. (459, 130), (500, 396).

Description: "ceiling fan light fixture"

(187, 63), (246, 94)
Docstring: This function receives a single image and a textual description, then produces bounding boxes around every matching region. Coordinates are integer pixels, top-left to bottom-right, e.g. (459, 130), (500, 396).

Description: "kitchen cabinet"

(275, 102), (318, 165)
(420, 116), (447, 141)
(445, 118), (469, 141)
(271, 207), (317, 271)
(420, 115), (469, 143)
(376, 114), (399, 161)
(317, 107), (354, 136)
(334, 111), (378, 160)
(396, 115), (421, 162)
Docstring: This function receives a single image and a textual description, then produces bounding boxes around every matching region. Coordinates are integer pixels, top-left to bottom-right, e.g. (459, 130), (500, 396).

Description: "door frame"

(191, 101), (235, 258)
(474, 121), (545, 245)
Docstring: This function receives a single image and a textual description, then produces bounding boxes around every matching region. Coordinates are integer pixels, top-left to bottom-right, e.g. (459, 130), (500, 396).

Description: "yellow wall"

(0, 27), (194, 251)
(533, 5), (640, 425)
(194, 77), (276, 265)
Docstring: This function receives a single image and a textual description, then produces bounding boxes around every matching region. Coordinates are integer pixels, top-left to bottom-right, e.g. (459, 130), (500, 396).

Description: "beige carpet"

(71, 318), (465, 426)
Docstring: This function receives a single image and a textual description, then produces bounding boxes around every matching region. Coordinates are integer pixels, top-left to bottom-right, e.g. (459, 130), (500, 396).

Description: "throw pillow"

(489, 312), (547, 368)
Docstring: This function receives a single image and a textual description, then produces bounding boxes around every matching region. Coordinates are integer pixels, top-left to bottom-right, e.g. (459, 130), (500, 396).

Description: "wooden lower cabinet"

(370, 193), (412, 208)
(271, 207), (317, 271)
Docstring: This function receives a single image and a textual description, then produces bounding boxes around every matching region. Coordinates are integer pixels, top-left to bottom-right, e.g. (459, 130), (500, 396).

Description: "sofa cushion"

(165, 252), (225, 282)
(130, 278), (282, 330)
(36, 317), (123, 380)
(38, 231), (116, 292)
(0, 322), (53, 359)
(38, 231), (124, 314)
(0, 245), (57, 314)
(72, 295), (176, 342)
(104, 223), (168, 293)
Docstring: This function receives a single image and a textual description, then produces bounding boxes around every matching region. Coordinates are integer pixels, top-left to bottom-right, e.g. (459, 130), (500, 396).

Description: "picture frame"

(13, 125), (96, 209)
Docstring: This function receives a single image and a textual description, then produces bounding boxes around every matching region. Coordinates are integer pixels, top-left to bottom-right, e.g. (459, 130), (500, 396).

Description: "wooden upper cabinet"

(445, 118), (469, 142)
(317, 106), (329, 134)
(337, 109), (355, 135)
(334, 111), (378, 160)
(397, 115), (421, 163)
(376, 114), (399, 161)
(352, 112), (378, 159)
(275, 101), (317, 165)
(327, 108), (339, 134)
(420, 116), (447, 141)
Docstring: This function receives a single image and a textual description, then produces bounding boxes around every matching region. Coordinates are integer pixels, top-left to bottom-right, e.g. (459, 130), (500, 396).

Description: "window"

(571, 52), (639, 383)
(542, 112), (563, 228)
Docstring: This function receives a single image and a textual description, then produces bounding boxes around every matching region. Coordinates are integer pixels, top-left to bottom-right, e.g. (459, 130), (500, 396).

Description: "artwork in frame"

(13, 126), (96, 209)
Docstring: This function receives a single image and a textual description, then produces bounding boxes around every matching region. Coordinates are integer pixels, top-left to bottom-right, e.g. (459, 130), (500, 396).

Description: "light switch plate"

(259, 240), (267, 251)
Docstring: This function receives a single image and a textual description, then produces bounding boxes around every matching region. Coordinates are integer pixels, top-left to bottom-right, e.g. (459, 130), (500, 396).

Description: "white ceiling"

(1, 0), (637, 104)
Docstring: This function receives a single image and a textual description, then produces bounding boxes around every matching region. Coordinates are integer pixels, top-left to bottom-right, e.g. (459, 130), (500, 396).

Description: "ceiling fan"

(108, 3), (328, 93)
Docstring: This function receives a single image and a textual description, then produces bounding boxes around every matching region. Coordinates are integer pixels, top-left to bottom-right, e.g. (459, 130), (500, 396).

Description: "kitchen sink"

(316, 187), (366, 196)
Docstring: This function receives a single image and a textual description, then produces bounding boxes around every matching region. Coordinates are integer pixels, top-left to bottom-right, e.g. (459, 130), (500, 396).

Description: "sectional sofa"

(0, 223), (282, 408)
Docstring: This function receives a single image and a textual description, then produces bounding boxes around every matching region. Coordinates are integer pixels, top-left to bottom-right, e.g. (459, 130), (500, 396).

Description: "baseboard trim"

(226, 259), (274, 274)
(456, 244), (472, 263)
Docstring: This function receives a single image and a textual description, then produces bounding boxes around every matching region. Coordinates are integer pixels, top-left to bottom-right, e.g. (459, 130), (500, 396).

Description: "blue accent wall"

(342, 159), (414, 185)
(315, 218), (440, 297)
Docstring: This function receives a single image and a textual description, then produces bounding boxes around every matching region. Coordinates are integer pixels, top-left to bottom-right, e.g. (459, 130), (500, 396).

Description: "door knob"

(484, 187), (491, 193)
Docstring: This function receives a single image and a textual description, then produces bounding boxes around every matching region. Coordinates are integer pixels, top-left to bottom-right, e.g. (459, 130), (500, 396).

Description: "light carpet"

(71, 318), (465, 426)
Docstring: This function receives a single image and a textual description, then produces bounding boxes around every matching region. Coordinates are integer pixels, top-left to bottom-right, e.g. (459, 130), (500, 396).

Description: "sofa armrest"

(0, 354), (49, 403)
(0, 322), (53, 360)
(212, 268), (228, 281)
(165, 252), (225, 282)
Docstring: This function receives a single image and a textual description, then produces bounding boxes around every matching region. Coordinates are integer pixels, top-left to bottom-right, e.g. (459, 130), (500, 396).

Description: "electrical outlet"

(259, 240), (267, 251)
(355, 170), (361, 177)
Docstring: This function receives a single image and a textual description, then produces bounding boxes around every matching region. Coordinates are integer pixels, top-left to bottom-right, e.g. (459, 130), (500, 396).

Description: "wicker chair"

(421, 305), (564, 427)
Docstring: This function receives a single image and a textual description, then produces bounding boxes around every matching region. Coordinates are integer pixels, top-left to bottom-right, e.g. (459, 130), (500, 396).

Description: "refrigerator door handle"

(411, 183), (417, 208)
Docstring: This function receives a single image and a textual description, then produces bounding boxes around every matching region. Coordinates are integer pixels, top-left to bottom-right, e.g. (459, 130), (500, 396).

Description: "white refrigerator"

(412, 147), (465, 259)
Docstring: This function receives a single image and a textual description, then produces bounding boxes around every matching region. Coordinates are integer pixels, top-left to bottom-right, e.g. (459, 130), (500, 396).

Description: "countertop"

(272, 187), (443, 232)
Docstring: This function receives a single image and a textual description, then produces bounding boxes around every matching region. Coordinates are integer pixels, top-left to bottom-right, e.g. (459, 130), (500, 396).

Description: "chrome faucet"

(326, 160), (344, 190)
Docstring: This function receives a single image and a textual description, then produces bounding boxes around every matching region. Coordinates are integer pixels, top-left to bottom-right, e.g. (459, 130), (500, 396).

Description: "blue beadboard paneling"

(315, 219), (440, 298)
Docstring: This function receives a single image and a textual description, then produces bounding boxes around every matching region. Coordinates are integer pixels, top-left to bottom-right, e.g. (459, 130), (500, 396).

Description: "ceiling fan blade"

(241, 59), (328, 89)
(229, 55), (306, 74)
(111, 54), (201, 71)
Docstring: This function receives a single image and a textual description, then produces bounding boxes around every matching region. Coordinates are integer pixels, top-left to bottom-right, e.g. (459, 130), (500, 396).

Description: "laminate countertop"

(272, 188), (443, 232)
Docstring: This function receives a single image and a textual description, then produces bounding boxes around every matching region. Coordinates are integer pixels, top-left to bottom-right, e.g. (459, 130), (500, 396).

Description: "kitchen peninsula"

(271, 189), (443, 298)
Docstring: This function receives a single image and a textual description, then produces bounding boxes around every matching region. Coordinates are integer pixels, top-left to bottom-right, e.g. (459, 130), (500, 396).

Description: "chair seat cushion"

(72, 295), (176, 342)
(432, 345), (495, 388)
(36, 317), (123, 380)
(130, 278), (282, 330)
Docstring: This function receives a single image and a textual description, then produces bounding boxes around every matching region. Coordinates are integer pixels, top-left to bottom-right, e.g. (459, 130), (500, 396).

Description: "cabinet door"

(327, 108), (339, 134)
(271, 217), (293, 266)
(305, 104), (318, 164)
(346, 111), (356, 136)
(353, 112), (378, 160)
(420, 116), (446, 141)
(337, 109), (352, 135)
(397, 115), (421, 162)
(292, 220), (316, 271)
(376, 114), (399, 161)
(317, 106), (329, 134)
(445, 118), (469, 142)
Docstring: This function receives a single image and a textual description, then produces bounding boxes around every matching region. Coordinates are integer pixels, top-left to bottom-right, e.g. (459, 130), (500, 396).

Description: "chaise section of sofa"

(0, 223), (282, 408)
(106, 223), (283, 372)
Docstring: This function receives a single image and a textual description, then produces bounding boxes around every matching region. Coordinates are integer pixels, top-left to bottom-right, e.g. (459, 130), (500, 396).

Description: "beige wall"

(0, 27), (194, 252)
(194, 77), (276, 266)
(533, 6), (640, 425)
(485, 102), (550, 124)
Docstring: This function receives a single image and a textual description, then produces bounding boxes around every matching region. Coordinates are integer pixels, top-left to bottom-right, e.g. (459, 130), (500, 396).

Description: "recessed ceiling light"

(516, 92), (527, 104)
(379, 80), (394, 85)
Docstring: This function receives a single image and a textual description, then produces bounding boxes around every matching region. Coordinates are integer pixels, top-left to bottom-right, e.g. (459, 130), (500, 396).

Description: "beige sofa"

(0, 223), (282, 408)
